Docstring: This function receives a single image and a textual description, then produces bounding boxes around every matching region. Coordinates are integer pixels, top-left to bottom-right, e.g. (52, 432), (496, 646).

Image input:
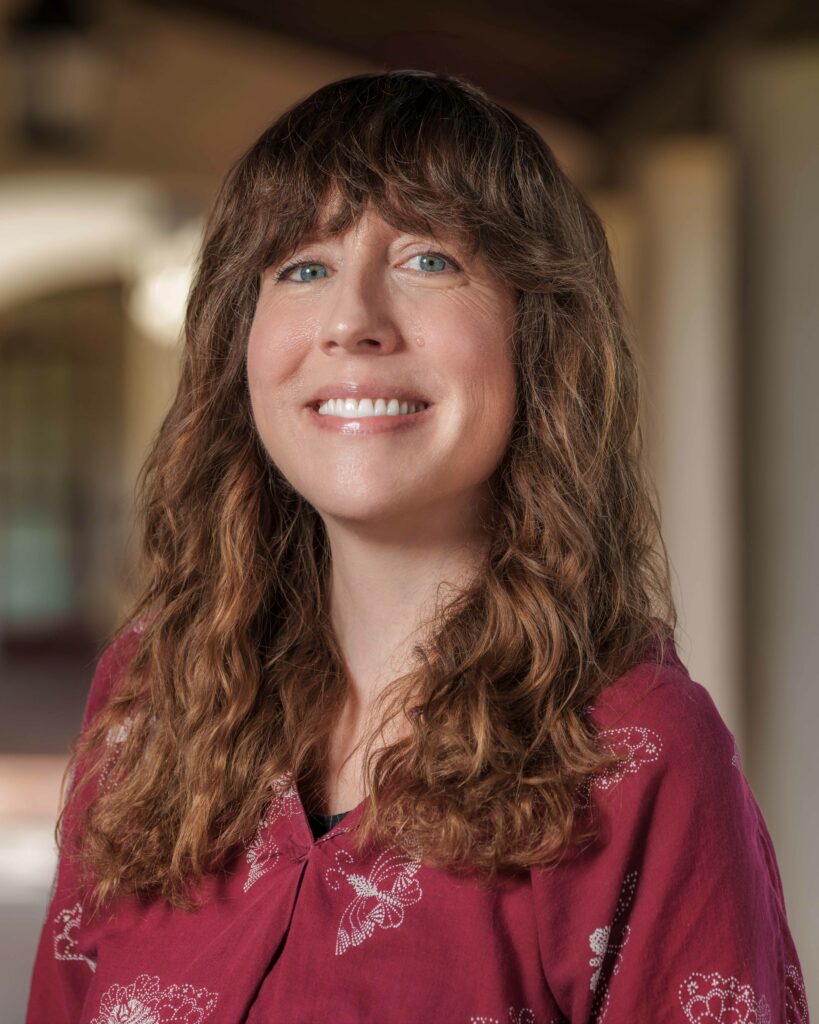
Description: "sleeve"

(530, 664), (811, 1024)
(25, 622), (143, 1024)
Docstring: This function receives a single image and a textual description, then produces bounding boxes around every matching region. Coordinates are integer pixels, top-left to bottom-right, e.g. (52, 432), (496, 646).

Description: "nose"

(316, 260), (402, 354)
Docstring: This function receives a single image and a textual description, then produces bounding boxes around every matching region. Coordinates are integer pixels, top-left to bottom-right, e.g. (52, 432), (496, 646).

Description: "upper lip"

(305, 382), (432, 407)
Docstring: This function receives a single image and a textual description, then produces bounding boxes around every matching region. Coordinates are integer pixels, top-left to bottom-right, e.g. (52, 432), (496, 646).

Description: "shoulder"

(531, 635), (805, 1022)
(81, 618), (147, 732)
(584, 637), (742, 809)
(59, 618), (148, 845)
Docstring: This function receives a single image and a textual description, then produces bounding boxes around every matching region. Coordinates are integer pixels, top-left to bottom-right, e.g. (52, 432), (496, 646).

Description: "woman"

(27, 70), (809, 1023)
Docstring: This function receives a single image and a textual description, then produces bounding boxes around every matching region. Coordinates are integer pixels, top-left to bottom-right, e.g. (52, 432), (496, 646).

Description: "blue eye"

(410, 252), (450, 273)
(273, 249), (459, 283)
(275, 261), (328, 283)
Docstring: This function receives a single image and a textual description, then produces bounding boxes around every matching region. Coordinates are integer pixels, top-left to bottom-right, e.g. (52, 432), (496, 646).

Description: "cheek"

(245, 315), (292, 443)
(245, 330), (262, 392)
(245, 330), (269, 431)
(445, 308), (517, 419)
(245, 309), (306, 402)
(471, 306), (517, 451)
(246, 304), (272, 379)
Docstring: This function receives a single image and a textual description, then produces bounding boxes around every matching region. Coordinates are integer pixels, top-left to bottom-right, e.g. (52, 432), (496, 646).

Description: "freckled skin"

(246, 206), (518, 538)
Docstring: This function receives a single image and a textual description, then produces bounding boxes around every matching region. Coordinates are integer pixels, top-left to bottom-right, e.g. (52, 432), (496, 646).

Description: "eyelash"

(273, 249), (461, 282)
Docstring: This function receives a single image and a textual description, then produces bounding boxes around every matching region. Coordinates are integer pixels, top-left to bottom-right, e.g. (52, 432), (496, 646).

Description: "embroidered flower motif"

(243, 772), (300, 893)
(98, 715), (135, 790)
(90, 973), (217, 1024)
(325, 845), (423, 956)
(586, 870), (638, 1023)
(52, 901), (97, 972)
(678, 971), (771, 1023)
(468, 1008), (537, 1024)
(595, 725), (662, 791)
(731, 738), (743, 771)
(588, 919), (631, 993)
(785, 963), (809, 1024)
(107, 719), (134, 745)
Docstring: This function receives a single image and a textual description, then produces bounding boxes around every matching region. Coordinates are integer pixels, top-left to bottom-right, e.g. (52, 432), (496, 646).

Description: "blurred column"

(723, 44), (819, 988)
(591, 190), (641, 328)
(118, 218), (198, 615)
(119, 321), (182, 612)
(630, 138), (742, 739)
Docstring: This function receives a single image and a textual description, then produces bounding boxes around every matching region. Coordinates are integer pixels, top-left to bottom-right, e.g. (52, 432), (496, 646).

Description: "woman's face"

(246, 204), (518, 534)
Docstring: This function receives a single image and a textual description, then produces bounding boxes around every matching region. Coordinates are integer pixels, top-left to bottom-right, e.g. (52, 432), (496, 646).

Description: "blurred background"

(0, 0), (817, 1017)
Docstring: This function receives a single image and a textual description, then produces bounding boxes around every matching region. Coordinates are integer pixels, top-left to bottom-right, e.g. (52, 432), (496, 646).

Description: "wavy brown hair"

(62, 69), (677, 912)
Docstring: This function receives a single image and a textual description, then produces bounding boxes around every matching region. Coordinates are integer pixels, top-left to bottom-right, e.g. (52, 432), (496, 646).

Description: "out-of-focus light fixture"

(6, 0), (110, 152)
(125, 219), (203, 349)
(0, 173), (202, 343)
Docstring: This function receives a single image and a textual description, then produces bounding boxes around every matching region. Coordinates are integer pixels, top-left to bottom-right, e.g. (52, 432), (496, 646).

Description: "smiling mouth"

(310, 398), (432, 417)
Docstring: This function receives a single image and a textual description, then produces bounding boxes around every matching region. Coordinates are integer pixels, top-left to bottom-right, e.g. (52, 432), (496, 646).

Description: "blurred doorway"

(0, 280), (126, 753)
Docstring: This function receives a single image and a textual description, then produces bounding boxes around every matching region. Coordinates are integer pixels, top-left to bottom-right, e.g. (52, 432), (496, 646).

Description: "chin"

(310, 493), (428, 528)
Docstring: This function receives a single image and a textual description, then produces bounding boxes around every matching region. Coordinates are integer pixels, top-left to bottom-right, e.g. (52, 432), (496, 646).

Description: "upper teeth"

(317, 398), (428, 417)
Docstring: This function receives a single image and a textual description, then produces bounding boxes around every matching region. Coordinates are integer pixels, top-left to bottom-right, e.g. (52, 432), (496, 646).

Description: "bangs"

(252, 71), (507, 272)
(260, 183), (481, 272)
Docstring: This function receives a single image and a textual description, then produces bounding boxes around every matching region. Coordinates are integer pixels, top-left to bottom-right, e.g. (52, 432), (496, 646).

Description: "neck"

(323, 492), (492, 714)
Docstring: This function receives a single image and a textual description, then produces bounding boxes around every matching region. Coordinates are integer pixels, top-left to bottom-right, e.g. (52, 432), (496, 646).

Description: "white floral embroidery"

(577, 725), (662, 809)
(469, 1008), (537, 1024)
(731, 738), (743, 770)
(678, 971), (771, 1023)
(90, 973), (217, 1024)
(98, 715), (135, 789)
(587, 870), (638, 1023)
(107, 718), (134, 745)
(785, 963), (809, 1024)
(53, 902), (96, 972)
(243, 772), (300, 893)
(325, 845), (423, 956)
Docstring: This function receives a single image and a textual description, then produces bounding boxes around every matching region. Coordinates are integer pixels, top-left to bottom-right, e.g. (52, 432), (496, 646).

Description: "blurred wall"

(722, 43), (819, 987)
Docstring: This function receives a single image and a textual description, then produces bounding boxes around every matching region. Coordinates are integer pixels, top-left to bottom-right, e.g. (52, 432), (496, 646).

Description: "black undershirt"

(306, 809), (350, 840)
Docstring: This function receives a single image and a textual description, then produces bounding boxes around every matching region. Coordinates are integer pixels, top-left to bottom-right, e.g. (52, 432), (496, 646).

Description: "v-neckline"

(292, 780), (367, 847)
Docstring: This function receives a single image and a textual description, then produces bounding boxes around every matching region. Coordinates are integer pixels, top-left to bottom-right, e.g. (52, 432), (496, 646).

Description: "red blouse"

(26, 625), (811, 1023)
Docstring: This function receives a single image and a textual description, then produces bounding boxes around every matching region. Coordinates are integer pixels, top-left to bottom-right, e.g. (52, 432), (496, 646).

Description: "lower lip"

(304, 403), (434, 434)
